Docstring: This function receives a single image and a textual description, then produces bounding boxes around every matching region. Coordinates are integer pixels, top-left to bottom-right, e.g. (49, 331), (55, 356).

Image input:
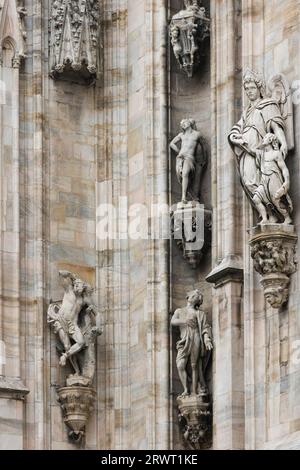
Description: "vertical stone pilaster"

(206, 0), (245, 449)
(0, 0), (29, 450)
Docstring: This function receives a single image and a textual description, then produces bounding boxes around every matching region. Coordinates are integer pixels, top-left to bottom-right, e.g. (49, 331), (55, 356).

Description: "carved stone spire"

(49, 0), (101, 85)
(0, 0), (26, 66)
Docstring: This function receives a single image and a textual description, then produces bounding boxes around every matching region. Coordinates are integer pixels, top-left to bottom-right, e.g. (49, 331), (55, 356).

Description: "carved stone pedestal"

(177, 394), (211, 450)
(57, 386), (96, 443)
(172, 202), (211, 269)
(249, 224), (297, 308)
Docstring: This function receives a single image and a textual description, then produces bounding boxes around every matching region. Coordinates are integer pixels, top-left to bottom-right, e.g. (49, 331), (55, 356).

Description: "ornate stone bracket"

(177, 395), (211, 450)
(249, 224), (297, 309)
(172, 203), (211, 269)
(57, 385), (96, 442)
(169, 0), (210, 78)
(49, 0), (101, 85)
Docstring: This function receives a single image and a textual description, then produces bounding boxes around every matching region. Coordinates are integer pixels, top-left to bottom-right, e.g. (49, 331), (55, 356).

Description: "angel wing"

(267, 73), (294, 151)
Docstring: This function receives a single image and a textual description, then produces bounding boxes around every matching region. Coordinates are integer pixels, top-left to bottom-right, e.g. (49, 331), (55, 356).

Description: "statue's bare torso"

(60, 288), (83, 324)
(178, 129), (201, 159)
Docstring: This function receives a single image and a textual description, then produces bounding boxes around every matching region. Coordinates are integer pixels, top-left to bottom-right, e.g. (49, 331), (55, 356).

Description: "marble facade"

(0, 0), (300, 450)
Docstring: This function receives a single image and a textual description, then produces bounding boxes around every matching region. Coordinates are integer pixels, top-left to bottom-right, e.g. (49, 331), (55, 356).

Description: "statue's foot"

(179, 390), (189, 398)
(181, 199), (187, 205)
(59, 353), (67, 367)
(198, 386), (208, 395)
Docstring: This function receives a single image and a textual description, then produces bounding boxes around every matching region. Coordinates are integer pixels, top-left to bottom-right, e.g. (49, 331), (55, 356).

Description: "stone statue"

(228, 69), (294, 224)
(171, 289), (213, 397)
(48, 270), (104, 442)
(184, 0), (199, 9)
(252, 133), (292, 225)
(47, 270), (103, 386)
(170, 118), (207, 204)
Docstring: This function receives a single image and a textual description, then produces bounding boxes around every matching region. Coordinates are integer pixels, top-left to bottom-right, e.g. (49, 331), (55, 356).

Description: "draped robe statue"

(171, 289), (213, 397)
(228, 69), (293, 225)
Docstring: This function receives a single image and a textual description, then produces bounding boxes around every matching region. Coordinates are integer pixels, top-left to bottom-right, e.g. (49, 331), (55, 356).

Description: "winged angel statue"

(47, 271), (103, 386)
(228, 69), (294, 225)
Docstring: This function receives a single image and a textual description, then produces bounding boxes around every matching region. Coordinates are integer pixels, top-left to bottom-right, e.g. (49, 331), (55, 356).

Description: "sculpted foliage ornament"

(171, 289), (213, 449)
(48, 271), (103, 442)
(169, 0), (210, 78)
(49, 0), (101, 84)
(250, 226), (297, 309)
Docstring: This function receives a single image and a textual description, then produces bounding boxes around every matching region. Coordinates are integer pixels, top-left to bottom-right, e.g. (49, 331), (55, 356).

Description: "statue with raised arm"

(228, 69), (294, 224)
(253, 133), (292, 225)
(47, 270), (103, 385)
(171, 289), (213, 397)
(170, 118), (207, 204)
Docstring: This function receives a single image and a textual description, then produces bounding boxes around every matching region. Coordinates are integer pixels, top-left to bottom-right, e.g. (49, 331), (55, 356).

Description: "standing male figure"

(170, 118), (204, 204)
(171, 289), (213, 396)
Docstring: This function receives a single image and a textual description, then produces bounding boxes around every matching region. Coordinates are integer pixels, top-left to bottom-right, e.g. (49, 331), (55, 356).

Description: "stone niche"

(49, 0), (102, 85)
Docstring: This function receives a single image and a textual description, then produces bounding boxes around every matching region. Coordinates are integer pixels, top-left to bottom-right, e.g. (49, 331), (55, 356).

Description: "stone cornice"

(0, 377), (29, 400)
(206, 255), (244, 287)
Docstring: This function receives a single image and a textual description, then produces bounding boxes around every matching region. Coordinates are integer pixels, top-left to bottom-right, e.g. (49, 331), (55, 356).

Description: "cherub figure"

(170, 25), (182, 61)
(253, 133), (292, 224)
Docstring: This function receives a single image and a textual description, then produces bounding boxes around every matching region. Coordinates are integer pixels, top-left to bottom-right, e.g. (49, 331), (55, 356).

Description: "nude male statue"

(252, 133), (292, 225)
(48, 271), (99, 372)
(170, 118), (203, 204)
(171, 289), (213, 397)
